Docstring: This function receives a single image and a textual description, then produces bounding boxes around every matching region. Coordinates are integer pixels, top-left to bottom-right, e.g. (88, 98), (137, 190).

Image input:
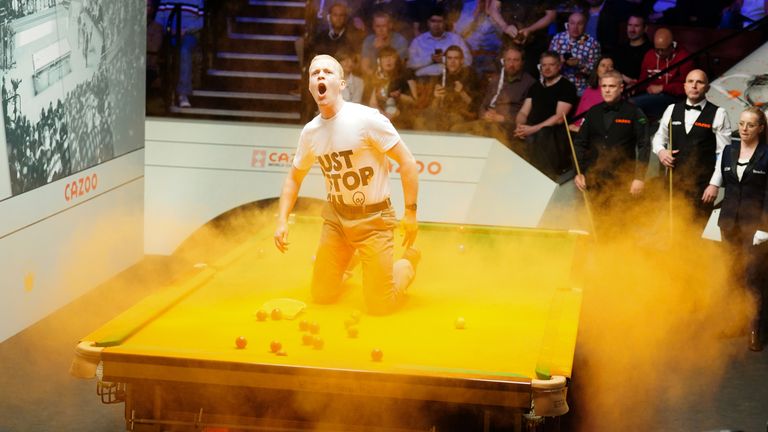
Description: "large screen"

(0, 0), (144, 199)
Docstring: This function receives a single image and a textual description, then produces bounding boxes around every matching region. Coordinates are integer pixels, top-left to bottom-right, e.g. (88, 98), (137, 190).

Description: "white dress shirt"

(651, 98), (733, 184)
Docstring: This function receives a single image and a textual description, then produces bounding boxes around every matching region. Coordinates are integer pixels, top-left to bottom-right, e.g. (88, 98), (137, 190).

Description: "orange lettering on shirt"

(694, 122), (712, 129)
(614, 119), (631, 124)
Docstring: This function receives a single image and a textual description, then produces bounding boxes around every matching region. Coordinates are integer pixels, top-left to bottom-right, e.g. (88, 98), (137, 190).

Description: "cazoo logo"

(251, 149), (294, 168)
(251, 148), (443, 176)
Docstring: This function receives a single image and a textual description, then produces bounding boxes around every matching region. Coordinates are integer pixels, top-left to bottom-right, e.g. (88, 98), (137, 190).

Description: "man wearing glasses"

(632, 28), (694, 119)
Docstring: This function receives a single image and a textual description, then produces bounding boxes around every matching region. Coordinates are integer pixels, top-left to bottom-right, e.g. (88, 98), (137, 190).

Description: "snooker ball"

(299, 319), (309, 331)
(455, 317), (466, 329)
(312, 336), (324, 349)
(255, 309), (268, 321)
(271, 308), (283, 320)
(308, 321), (320, 334)
(270, 340), (282, 353)
(235, 336), (247, 349)
(371, 348), (383, 362)
(302, 333), (313, 345)
(347, 326), (359, 338)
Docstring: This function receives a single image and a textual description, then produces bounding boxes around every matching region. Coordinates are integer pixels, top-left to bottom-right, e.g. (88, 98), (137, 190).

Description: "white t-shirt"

(294, 102), (401, 206)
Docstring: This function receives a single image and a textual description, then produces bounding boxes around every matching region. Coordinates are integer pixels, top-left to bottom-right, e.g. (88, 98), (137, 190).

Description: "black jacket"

(718, 142), (768, 233)
(574, 99), (650, 182)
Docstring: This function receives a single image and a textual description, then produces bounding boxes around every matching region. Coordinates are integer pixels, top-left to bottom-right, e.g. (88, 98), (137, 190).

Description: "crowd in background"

(295, 0), (767, 179)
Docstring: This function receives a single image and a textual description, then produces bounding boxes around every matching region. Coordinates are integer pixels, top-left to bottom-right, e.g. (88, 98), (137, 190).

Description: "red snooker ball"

(271, 308), (283, 320)
(312, 336), (324, 350)
(302, 334), (313, 345)
(235, 336), (247, 349)
(255, 310), (268, 321)
(270, 340), (282, 353)
(308, 321), (320, 334)
(371, 348), (383, 362)
(299, 319), (309, 331)
(347, 326), (359, 338)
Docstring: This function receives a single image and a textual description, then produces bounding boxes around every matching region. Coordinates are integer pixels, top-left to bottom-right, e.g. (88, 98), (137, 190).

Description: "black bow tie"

(604, 103), (620, 112)
(685, 104), (702, 111)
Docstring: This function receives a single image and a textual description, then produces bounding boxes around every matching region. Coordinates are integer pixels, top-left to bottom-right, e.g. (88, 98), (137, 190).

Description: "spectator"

(583, 0), (624, 55)
(406, 0), (464, 36)
(652, 69), (732, 229)
(368, 46), (418, 128)
(487, 0), (557, 77)
(414, 45), (482, 131)
(450, 45), (536, 151)
(613, 14), (652, 85)
(359, 0), (409, 34)
(632, 27), (694, 119)
(722, 0), (768, 28)
(307, 1), (363, 59)
(548, 11), (601, 95)
(710, 106), (768, 352)
(515, 51), (579, 178)
(573, 70), (650, 236)
(155, 0), (205, 108)
(740, 0), (768, 26)
(339, 50), (364, 103)
(406, 8), (473, 78)
(146, 0), (163, 94)
(453, 0), (503, 74)
(361, 12), (409, 77)
(571, 55), (616, 131)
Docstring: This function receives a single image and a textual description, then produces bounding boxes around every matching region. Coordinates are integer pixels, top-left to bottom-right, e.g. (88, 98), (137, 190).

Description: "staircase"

(170, 0), (307, 123)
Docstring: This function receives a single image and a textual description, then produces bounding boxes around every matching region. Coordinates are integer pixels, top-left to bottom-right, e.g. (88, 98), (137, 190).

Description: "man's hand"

(453, 80), (464, 94)
(482, 109), (504, 123)
(503, 23), (519, 38)
(647, 84), (664, 94)
(657, 148), (679, 168)
(274, 220), (290, 253)
(402, 209), (418, 248)
(434, 84), (446, 98)
(701, 184), (719, 204)
(514, 124), (537, 139)
(574, 174), (587, 191)
(630, 179), (645, 195)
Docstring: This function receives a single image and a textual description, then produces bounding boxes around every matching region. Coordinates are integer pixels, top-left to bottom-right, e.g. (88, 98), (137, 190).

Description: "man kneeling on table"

(274, 54), (421, 315)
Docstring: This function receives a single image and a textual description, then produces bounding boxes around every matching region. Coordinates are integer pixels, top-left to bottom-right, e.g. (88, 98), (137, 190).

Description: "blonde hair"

(309, 54), (345, 80)
(742, 105), (768, 144)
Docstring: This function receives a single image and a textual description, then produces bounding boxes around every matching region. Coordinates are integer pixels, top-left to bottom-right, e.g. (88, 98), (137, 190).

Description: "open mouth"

(318, 83), (327, 95)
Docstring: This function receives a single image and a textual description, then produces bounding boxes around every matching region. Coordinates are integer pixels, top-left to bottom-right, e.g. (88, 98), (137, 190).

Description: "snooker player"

(274, 54), (421, 315)
(573, 70), (650, 235)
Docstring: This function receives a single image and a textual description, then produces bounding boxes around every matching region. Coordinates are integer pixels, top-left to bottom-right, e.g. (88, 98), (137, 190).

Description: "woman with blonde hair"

(709, 106), (768, 351)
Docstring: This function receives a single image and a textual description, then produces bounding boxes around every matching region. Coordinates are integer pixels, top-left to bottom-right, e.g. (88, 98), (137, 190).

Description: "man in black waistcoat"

(574, 70), (650, 235)
(652, 69), (733, 230)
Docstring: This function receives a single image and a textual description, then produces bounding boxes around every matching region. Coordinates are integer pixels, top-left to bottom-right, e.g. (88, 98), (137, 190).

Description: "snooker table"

(71, 215), (586, 431)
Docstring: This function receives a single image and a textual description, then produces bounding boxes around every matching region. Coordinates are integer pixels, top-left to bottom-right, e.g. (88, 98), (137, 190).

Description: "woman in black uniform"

(711, 106), (768, 351)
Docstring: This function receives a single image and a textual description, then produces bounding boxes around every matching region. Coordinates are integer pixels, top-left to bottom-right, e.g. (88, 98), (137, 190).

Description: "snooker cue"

(563, 113), (598, 241)
(668, 119), (674, 238)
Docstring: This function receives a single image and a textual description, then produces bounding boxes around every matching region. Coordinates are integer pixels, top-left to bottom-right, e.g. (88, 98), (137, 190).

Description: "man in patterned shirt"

(548, 11), (601, 96)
